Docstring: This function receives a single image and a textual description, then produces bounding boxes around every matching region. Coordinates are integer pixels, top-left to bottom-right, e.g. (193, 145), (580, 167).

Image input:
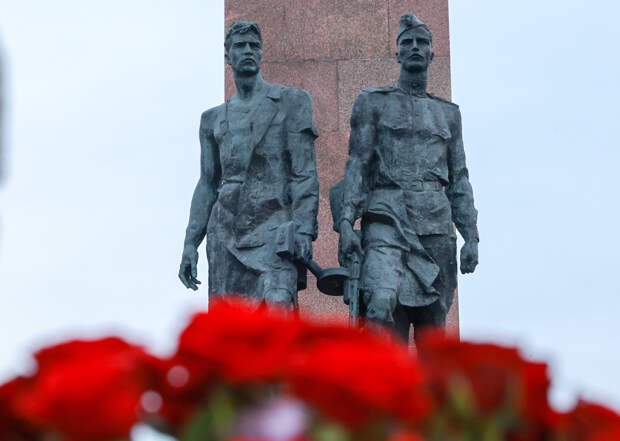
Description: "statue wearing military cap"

(336, 13), (479, 342)
(396, 12), (431, 41)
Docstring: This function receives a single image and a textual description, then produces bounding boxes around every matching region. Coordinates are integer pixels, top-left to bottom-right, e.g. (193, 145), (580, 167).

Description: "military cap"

(396, 13), (431, 42)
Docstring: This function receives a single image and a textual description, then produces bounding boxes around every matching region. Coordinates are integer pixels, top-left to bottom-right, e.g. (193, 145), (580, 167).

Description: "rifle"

(330, 180), (364, 325)
(275, 178), (365, 323)
(346, 257), (361, 326)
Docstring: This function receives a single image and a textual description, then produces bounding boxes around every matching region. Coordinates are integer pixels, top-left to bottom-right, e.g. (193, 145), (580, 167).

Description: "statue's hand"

(295, 234), (313, 263)
(460, 241), (479, 274)
(179, 244), (201, 290)
(339, 220), (362, 264)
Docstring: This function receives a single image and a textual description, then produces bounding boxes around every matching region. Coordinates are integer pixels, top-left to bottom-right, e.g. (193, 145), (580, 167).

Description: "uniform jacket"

(340, 86), (478, 304)
(341, 86), (478, 242)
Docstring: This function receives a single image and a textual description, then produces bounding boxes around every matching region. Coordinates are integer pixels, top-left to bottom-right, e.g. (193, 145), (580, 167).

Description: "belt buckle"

(411, 181), (423, 191)
(418, 181), (439, 191)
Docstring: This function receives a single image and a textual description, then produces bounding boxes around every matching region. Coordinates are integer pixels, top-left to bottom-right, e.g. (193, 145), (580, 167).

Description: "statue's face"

(226, 32), (262, 75)
(396, 27), (434, 73)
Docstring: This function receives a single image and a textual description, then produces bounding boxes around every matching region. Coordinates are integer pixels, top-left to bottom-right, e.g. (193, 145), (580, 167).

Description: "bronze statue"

(179, 21), (319, 309)
(337, 13), (479, 341)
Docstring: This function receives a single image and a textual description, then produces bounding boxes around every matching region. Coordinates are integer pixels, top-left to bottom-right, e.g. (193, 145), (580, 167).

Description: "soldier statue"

(179, 21), (319, 309)
(337, 13), (479, 342)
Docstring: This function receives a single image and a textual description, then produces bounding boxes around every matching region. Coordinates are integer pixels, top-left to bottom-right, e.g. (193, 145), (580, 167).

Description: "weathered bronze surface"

(179, 21), (319, 309)
(336, 13), (479, 341)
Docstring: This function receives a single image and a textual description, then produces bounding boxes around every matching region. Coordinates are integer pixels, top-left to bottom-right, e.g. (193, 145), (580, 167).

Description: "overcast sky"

(1, 2), (619, 439)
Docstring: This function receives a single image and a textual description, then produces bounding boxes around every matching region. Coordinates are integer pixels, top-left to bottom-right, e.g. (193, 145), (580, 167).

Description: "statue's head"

(395, 13), (434, 73)
(225, 21), (263, 75)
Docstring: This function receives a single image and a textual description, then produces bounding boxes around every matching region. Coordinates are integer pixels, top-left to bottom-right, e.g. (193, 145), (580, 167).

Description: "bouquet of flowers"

(1, 298), (619, 441)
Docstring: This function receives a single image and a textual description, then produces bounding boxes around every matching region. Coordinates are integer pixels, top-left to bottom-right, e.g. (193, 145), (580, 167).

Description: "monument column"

(225, 0), (459, 335)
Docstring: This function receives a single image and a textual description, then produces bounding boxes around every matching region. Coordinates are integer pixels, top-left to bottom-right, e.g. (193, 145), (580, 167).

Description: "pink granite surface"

(261, 61), (340, 134)
(314, 132), (348, 198)
(225, 0), (459, 335)
(446, 291), (459, 336)
(284, 0), (389, 60)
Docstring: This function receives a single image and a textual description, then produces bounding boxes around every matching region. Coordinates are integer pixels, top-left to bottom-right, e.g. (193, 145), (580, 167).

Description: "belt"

(219, 177), (244, 186)
(400, 180), (443, 192)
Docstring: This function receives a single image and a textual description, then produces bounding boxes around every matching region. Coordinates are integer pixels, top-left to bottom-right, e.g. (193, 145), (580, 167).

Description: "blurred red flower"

(417, 333), (544, 413)
(14, 337), (153, 441)
(174, 298), (431, 428)
(141, 352), (213, 432)
(0, 376), (42, 441)
(388, 430), (426, 441)
(590, 428), (620, 441)
(417, 332), (556, 435)
(286, 328), (430, 426)
(563, 400), (620, 441)
(177, 298), (304, 384)
(6, 296), (619, 441)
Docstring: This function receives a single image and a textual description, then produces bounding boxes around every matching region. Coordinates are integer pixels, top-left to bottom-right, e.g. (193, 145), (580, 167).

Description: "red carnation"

(0, 376), (43, 441)
(417, 332), (557, 438)
(388, 430), (426, 441)
(286, 330), (430, 426)
(177, 298), (303, 383)
(417, 333), (551, 413)
(175, 298), (431, 428)
(14, 337), (153, 441)
(590, 428), (620, 441)
(563, 400), (620, 441)
(141, 352), (213, 432)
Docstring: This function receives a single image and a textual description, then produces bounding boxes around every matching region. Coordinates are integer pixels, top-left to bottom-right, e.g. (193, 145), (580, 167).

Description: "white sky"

(1, 2), (619, 439)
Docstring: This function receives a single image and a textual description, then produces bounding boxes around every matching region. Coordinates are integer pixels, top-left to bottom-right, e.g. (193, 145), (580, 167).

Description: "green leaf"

(447, 377), (476, 421)
(311, 421), (352, 441)
(180, 408), (215, 441)
(180, 386), (238, 441)
(480, 418), (503, 441)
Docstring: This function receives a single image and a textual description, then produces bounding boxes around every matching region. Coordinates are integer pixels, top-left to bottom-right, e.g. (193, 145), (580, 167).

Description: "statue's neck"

(397, 69), (428, 96)
(233, 72), (266, 100)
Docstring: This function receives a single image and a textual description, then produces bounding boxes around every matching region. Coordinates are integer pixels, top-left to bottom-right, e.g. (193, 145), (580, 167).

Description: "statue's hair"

(225, 21), (262, 52)
(397, 13), (432, 44)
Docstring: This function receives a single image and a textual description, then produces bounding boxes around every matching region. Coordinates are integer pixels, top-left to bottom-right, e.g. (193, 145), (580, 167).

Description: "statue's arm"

(446, 106), (478, 243)
(179, 110), (220, 289)
(184, 110), (220, 248)
(340, 92), (374, 230)
(286, 89), (319, 261)
(338, 93), (374, 261)
(446, 106), (479, 274)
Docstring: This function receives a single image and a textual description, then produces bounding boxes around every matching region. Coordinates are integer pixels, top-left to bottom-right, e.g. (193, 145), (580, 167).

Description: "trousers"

(361, 229), (457, 341)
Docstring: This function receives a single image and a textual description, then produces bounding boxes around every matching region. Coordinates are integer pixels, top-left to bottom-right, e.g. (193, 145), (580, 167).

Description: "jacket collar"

(266, 83), (283, 100)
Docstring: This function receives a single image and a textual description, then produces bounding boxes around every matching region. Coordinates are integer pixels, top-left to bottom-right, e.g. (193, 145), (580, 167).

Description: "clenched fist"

(460, 241), (479, 274)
